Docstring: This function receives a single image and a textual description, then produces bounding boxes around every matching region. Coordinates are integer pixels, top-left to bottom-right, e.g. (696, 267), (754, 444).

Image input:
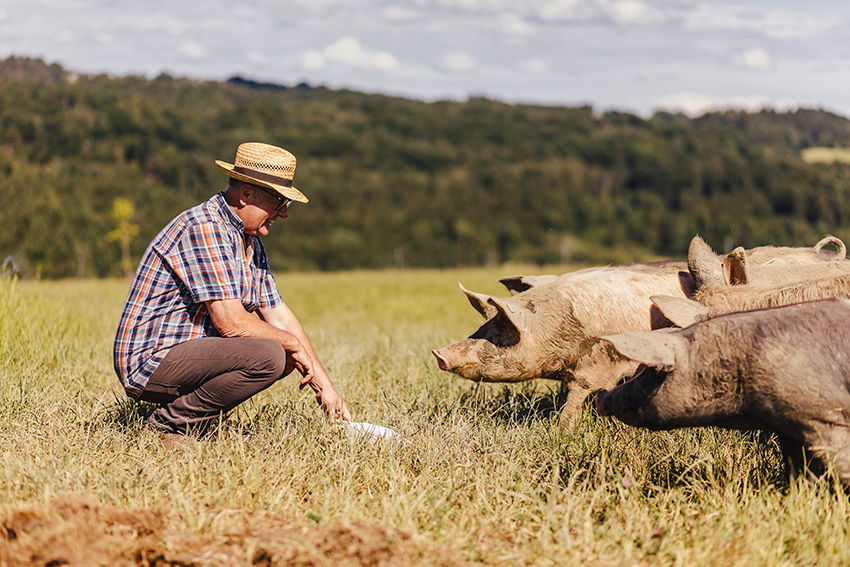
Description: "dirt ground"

(0, 496), (469, 567)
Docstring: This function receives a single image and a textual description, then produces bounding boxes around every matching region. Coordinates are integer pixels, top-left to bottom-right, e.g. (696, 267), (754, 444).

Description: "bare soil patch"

(0, 495), (467, 567)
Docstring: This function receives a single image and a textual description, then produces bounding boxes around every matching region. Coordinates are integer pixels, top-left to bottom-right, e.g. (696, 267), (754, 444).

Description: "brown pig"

(654, 236), (850, 328)
(687, 234), (848, 291)
(432, 263), (694, 427)
(595, 299), (850, 486)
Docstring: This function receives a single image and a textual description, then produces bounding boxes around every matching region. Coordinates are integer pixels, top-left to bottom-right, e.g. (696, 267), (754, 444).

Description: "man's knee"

(249, 338), (292, 380)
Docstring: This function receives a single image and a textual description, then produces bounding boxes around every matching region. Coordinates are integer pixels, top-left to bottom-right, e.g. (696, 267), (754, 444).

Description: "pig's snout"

(432, 349), (450, 371)
(593, 389), (610, 417)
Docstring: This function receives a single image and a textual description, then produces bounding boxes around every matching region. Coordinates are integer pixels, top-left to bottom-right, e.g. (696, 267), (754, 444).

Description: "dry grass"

(1, 268), (849, 566)
(801, 146), (850, 165)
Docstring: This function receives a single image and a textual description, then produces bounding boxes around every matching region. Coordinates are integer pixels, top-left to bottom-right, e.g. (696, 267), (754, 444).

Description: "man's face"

(243, 185), (290, 236)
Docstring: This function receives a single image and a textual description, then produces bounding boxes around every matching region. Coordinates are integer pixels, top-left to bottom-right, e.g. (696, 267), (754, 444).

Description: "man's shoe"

(158, 432), (192, 450)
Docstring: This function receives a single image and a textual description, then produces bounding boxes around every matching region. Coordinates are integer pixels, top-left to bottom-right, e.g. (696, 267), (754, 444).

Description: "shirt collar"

(211, 192), (246, 232)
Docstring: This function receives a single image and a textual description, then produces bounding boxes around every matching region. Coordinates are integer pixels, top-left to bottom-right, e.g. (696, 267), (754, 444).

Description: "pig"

(688, 234), (848, 291)
(654, 235), (850, 328)
(594, 299), (850, 487)
(433, 238), (847, 427)
(432, 262), (695, 427)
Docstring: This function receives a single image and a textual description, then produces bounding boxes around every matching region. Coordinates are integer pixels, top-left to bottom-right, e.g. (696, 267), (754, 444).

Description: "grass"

(801, 146), (850, 165)
(1, 268), (850, 566)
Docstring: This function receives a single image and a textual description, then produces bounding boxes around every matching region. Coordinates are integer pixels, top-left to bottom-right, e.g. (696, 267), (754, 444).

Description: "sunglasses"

(254, 185), (292, 212)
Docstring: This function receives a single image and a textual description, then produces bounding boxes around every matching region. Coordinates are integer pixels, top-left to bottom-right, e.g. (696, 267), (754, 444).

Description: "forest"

(2, 56), (850, 278)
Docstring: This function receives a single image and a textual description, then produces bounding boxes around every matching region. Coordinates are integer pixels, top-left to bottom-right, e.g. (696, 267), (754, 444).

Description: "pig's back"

(688, 299), (850, 393)
(556, 265), (691, 337)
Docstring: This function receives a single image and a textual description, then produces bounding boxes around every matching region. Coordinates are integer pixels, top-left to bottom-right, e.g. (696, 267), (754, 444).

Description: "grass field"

(801, 146), (850, 165)
(2, 268), (850, 566)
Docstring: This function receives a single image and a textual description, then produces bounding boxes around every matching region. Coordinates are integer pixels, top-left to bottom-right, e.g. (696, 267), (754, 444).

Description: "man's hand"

(277, 333), (316, 383)
(299, 372), (351, 421)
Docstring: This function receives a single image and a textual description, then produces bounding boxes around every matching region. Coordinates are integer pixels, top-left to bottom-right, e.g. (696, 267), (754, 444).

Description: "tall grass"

(1, 269), (849, 565)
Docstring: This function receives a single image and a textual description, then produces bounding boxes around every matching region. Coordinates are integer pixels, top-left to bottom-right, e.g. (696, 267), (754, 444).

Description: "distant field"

(801, 146), (850, 164)
(2, 268), (850, 566)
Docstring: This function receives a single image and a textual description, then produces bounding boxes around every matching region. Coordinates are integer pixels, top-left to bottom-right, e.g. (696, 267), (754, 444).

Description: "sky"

(1, 0), (849, 118)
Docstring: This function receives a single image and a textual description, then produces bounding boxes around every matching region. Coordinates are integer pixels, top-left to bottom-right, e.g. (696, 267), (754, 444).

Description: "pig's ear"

(459, 283), (498, 319)
(687, 235), (724, 290)
(722, 247), (748, 285)
(498, 274), (559, 295)
(601, 331), (688, 370)
(814, 235), (846, 259)
(488, 297), (529, 332)
(650, 295), (708, 328)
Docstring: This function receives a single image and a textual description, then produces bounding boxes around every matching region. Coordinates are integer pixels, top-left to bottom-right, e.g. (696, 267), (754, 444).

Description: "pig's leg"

(559, 352), (636, 428)
(803, 425), (850, 488)
(559, 386), (591, 428)
(777, 433), (819, 482)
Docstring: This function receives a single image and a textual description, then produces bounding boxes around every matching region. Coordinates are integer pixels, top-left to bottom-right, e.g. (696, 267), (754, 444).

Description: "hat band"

(234, 166), (293, 187)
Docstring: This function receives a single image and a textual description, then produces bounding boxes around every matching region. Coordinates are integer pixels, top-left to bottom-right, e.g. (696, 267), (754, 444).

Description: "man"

(114, 142), (350, 439)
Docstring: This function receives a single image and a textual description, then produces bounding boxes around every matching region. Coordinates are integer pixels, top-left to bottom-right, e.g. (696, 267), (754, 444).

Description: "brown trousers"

(140, 337), (292, 434)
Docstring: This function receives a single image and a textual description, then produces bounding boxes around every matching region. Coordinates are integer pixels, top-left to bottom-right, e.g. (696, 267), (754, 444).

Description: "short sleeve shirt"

(113, 192), (282, 396)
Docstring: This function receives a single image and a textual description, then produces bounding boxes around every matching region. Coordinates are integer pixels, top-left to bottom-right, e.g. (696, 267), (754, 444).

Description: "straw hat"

(215, 142), (308, 203)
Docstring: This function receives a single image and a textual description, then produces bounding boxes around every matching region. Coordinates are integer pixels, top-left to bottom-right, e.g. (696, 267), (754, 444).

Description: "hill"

(2, 56), (850, 277)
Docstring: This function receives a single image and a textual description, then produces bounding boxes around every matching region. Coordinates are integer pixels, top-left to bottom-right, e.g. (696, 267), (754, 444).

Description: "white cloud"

(245, 50), (267, 65)
(299, 50), (324, 71)
(498, 12), (535, 35)
(685, 4), (840, 39)
(532, 0), (691, 24)
(298, 37), (400, 72)
(519, 59), (547, 73)
(534, 0), (591, 22)
(55, 29), (77, 43)
(383, 5), (422, 21)
(439, 51), (477, 72)
(179, 40), (207, 59)
(654, 91), (795, 117)
(129, 13), (183, 35)
(602, 0), (655, 24)
(733, 47), (771, 70)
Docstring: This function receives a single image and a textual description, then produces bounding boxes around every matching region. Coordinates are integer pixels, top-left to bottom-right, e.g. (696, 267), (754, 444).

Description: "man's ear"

(237, 182), (255, 206)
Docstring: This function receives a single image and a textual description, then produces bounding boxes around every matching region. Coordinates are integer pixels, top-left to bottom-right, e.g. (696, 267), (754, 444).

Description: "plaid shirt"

(113, 192), (282, 397)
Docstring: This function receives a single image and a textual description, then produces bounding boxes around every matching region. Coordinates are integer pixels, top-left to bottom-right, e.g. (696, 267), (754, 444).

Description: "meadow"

(1, 267), (850, 566)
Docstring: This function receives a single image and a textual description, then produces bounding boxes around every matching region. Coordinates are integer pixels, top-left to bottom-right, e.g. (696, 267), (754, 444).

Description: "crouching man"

(113, 142), (349, 441)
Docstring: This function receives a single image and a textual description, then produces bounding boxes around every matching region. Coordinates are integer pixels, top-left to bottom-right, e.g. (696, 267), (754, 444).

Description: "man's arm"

(206, 298), (317, 383)
(257, 302), (350, 421)
(206, 299), (349, 420)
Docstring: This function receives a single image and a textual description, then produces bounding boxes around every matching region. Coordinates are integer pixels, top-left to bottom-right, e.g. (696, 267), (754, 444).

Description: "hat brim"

(215, 160), (309, 203)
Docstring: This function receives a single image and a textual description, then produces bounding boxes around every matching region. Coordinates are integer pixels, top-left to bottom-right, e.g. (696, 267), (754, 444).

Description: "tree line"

(1, 56), (849, 278)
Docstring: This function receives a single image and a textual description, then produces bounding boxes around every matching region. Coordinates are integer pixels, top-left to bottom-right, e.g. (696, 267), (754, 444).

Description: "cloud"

(439, 51), (477, 72)
(733, 47), (771, 70)
(528, 0), (590, 22)
(127, 13), (184, 35)
(498, 12), (535, 35)
(685, 4), (840, 39)
(519, 59), (548, 73)
(94, 32), (113, 45)
(55, 29), (77, 43)
(532, 0), (692, 25)
(245, 50), (267, 65)
(298, 37), (400, 72)
(654, 91), (795, 116)
(602, 0), (656, 24)
(299, 49), (325, 71)
(383, 5), (422, 21)
(179, 40), (207, 59)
